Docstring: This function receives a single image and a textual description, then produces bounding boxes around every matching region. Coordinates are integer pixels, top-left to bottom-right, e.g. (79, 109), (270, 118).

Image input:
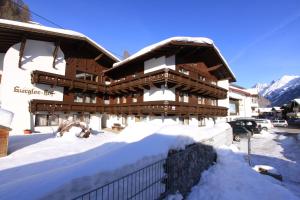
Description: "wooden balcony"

(105, 101), (228, 116)
(108, 69), (227, 99)
(31, 70), (106, 92)
(29, 100), (227, 117)
(29, 100), (104, 113)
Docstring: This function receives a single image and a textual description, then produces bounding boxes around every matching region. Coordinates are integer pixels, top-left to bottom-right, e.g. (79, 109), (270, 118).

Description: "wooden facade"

(28, 40), (233, 118)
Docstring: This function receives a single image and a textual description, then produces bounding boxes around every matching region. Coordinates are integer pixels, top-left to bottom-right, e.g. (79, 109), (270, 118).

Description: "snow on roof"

(293, 98), (300, 104)
(245, 88), (258, 95)
(112, 36), (236, 81)
(0, 19), (120, 62)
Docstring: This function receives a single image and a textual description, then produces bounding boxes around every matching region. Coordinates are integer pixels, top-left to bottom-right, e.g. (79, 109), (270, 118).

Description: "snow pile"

(0, 123), (231, 200)
(253, 165), (280, 175)
(0, 108), (14, 129)
(186, 146), (299, 200)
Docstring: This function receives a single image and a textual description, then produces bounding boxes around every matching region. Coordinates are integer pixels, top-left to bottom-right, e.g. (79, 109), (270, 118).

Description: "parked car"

(255, 119), (273, 131)
(230, 119), (262, 134)
(272, 120), (288, 127)
(228, 122), (252, 141)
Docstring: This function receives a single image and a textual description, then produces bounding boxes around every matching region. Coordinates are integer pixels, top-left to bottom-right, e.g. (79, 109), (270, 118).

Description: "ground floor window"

(229, 98), (239, 115)
(35, 114), (59, 126)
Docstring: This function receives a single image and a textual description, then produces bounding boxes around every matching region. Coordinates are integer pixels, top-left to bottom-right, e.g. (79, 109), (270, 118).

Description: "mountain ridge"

(253, 75), (300, 106)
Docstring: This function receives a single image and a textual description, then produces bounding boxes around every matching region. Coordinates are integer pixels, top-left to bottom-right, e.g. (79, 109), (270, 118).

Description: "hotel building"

(0, 19), (236, 134)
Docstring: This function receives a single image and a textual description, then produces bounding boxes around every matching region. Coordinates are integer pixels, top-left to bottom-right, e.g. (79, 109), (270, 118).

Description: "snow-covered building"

(0, 19), (236, 134)
(228, 84), (259, 120)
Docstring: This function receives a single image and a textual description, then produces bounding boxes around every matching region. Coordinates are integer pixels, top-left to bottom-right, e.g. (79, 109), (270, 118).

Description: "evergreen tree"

(0, 0), (31, 22)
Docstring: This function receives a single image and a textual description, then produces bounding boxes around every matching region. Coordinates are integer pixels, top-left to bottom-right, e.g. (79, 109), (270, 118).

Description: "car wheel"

(262, 127), (268, 131)
(234, 135), (241, 142)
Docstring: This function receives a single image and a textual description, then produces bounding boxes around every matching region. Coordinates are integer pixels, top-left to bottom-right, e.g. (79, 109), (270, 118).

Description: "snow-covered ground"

(168, 129), (300, 200)
(0, 122), (231, 200)
(251, 128), (300, 198)
(186, 145), (299, 200)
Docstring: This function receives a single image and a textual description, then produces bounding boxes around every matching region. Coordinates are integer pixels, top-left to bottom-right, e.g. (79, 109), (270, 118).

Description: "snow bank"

(186, 146), (299, 200)
(0, 108), (14, 129)
(0, 123), (231, 199)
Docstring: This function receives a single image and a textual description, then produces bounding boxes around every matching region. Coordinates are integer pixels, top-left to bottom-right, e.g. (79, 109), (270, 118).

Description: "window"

(132, 93), (138, 103)
(104, 95), (110, 105)
(76, 71), (98, 82)
(74, 93), (84, 103)
(35, 114), (59, 126)
(179, 68), (189, 75)
(48, 115), (59, 126)
(122, 96), (127, 103)
(198, 96), (205, 104)
(211, 99), (217, 106)
(179, 92), (189, 103)
(116, 97), (120, 104)
(229, 99), (239, 115)
(74, 93), (97, 104)
(198, 75), (206, 81)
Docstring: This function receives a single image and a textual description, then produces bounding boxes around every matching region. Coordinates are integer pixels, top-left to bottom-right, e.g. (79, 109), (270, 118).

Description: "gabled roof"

(0, 19), (120, 62)
(107, 37), (236, 82)
(293, 98), (300, 105)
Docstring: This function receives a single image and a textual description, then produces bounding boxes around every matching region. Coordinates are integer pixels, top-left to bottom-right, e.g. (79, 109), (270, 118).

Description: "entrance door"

(101, 114), (108, 129)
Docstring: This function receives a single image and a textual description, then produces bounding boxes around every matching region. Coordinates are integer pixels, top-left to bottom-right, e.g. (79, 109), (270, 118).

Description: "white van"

(255, 119), (273, 131)
(272, 120), (288, 127)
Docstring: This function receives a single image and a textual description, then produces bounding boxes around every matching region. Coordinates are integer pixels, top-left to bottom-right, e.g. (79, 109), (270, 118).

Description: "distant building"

(286, 98), (300, 119)
(228, 84), (259, 120)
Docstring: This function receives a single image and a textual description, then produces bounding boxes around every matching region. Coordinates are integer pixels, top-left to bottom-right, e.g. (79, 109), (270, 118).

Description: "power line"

(11, 0), (64, 29)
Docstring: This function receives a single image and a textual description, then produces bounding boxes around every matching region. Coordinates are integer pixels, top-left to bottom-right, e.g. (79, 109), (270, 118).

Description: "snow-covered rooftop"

(111, 36), (236, 81)
(293, 98), (300, 104)
(0, 19), (120, 62)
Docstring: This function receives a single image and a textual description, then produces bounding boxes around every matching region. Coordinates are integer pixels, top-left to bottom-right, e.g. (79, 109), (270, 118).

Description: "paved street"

(250, 127), (300, 198)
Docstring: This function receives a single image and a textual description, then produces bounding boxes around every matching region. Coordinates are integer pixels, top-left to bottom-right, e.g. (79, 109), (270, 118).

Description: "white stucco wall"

(144, 55), (175, 74)
(144, 85), (175, 101)
(217, 79), (229, 110)
(229, 90), (254, 119)
(1, 39), (66, 134)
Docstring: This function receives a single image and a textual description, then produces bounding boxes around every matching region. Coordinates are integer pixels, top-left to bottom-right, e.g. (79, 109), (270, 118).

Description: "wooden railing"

(31, 70), (106, 92)
(29, 100), (104, 113)
(29, 100), (228, 117)
(108, 69), (227, 99)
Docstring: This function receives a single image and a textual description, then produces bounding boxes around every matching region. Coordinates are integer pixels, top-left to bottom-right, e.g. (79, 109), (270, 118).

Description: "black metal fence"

(73, 159), (166, 200)
(73, 143), (216, 200)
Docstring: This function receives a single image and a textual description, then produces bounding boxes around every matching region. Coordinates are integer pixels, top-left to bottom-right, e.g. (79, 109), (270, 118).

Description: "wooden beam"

(52, 41), (60, 68)
(94, 53), (104, 61)
(18, 37), (26, 68)
(208, 64), (223, 72)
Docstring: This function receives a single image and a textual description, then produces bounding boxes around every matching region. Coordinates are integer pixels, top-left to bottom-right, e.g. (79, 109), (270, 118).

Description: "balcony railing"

(29, 100), (228, 117)
(106, 101), (228, 116)
(31, 70), (106, 92)
(29, 100), (104, 113)
(108, 69), (227, 99)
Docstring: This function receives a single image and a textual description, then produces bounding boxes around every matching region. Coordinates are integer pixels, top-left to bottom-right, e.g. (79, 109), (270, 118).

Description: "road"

(250, 126), (300, 198)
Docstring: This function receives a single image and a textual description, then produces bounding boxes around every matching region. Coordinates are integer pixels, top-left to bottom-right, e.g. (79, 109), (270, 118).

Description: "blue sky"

(25, 0), (300, 88)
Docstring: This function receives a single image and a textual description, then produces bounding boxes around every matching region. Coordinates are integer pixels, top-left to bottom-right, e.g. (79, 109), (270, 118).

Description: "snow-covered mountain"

(253, 75), (300, 106)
